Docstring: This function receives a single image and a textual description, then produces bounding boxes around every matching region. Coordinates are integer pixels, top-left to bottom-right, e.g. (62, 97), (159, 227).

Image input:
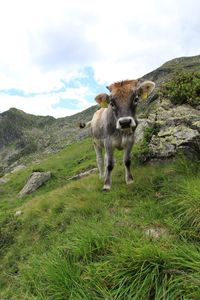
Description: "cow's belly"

(93, 134), (134, 150)
(112, 134), (134, 150)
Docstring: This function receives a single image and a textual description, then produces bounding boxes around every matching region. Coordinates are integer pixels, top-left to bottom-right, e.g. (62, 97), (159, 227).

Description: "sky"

(0, 0), (200, 118)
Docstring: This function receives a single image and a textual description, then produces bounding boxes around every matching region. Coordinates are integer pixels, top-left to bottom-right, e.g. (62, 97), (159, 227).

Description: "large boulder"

(19, 171), (51, 197)
(136, 99), (200, 160)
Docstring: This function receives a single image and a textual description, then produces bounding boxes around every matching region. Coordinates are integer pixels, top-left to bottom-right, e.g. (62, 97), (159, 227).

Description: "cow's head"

(95, 80), (155, 130)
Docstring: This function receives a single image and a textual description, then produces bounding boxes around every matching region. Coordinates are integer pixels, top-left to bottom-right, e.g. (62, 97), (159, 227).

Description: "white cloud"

(0, 86), (92, 118)
(0, 0), (200, 116)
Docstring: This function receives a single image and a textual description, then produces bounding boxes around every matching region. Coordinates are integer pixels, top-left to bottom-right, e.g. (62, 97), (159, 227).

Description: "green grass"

(0, 139), (200, 299)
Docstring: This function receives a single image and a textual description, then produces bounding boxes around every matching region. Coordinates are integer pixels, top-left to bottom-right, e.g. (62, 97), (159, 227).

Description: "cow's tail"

(79, 121), (92, 129)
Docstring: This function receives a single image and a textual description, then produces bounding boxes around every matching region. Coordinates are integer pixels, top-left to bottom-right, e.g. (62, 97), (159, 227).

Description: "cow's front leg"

(123, 143), (134, 184)
(94, 144), (104, 179)
(103, 145), (114, 191)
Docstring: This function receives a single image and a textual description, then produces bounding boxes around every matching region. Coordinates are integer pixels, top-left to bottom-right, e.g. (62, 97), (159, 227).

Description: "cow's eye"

(110, 101), (116, 109)
(131, 92), (139, 105)
(132, 95), (139, 105)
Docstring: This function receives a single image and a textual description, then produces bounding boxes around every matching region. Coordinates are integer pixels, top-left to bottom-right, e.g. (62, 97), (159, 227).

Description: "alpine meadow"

(0, 55), (200, 300)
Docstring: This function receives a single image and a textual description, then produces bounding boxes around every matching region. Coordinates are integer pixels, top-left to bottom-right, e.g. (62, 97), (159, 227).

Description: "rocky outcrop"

(136, 99), (200, 160)
(19, 171), (51, 197)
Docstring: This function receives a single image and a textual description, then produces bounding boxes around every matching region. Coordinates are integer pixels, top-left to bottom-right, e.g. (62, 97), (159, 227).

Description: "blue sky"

(0, 0), (200, 117)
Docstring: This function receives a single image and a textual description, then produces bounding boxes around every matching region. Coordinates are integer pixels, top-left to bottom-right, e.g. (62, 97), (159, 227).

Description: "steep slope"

(142, 54), (200, 84)
(0, 138), (200, 299)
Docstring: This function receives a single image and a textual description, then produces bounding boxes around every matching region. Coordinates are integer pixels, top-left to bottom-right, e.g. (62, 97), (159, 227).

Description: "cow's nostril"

(119, 119), (131, 124)
(119, 119), (132, 128)
(119, 119), (131, 125)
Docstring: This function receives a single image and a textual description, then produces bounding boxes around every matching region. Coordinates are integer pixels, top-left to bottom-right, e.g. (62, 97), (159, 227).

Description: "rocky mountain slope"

(0, 54), (199, 174)
(142, 54), (200, 84)
(0, 106), (97, 173)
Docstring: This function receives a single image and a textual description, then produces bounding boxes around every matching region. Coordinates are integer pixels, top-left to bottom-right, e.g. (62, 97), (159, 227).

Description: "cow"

(80, 79), (155, 191)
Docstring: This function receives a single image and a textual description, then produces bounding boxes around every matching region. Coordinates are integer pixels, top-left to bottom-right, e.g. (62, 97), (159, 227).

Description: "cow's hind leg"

(94, 144), (104, 179)
(123, 144), (134, 184)
(103, 146), (114, 191)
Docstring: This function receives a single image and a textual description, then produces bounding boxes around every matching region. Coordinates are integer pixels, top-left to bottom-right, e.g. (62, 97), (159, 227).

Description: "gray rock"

(133, 99), (200, 160)
(15, 210), (23, 217)
(11, 164), (26, 173)
(145, 227), (168, 238)
(19, 171), (51, 197)
(67, 168), (98, 181)
(0, 177), (9, 185)
(147, 100), (200, 159)
(134, 119), (152, 144)
(150, 125), (199, 158)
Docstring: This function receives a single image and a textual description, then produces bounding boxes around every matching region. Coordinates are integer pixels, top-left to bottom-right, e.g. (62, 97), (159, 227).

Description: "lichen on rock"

(135, 98), (200, 160)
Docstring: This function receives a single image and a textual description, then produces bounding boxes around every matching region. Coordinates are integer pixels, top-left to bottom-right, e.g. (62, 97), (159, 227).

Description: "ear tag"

(141, 92), (148, 101)
(100, 100), (108, 108)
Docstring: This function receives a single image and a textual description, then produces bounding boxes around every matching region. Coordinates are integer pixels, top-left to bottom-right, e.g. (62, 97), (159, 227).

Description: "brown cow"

(81, 79), (155, 190)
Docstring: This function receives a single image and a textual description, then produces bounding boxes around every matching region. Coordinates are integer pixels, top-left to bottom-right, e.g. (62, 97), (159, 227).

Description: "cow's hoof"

(102, 185), (110, 191)
(126, 179), (134, 185)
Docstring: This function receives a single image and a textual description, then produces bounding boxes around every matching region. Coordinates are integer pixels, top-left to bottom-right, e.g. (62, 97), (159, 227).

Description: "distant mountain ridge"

(0, 54), (199, 173)
(0, 105), (98, 173)
(142, 54), (200, 84)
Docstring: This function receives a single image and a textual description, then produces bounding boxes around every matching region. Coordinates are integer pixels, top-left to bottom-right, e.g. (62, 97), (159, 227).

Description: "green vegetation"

(132, 124), (159, 164)
(161, 55), (200, 73)
(160, 71), (200, 107)
(0, 139), (200, 299)
(143, 54), (200, 85)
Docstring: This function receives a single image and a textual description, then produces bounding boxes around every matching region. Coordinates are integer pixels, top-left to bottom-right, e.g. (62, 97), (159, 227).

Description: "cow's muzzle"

(116, 117), (136, 130)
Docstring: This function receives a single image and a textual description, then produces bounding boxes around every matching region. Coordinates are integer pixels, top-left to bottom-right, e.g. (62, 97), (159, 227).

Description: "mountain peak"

(1, 107), (25, 116)
(142, 54), (200, 84)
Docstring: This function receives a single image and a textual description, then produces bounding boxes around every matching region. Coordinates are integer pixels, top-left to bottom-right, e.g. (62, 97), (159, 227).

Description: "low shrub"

(160, 71), (200, 107)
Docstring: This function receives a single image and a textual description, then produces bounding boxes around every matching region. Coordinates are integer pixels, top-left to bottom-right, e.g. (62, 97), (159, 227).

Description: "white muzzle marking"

(116, 117), (136, 130)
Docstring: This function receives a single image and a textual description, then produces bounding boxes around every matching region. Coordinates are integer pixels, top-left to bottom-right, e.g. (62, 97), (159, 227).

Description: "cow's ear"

(95, 93), (110, 108)
(137, 81), (155, 101)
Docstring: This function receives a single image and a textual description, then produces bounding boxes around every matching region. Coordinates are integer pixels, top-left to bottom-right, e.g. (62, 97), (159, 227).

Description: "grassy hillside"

(0, 106), (98, 173)
(142, 54), (200, 85)
(0, 138), (200, 299)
